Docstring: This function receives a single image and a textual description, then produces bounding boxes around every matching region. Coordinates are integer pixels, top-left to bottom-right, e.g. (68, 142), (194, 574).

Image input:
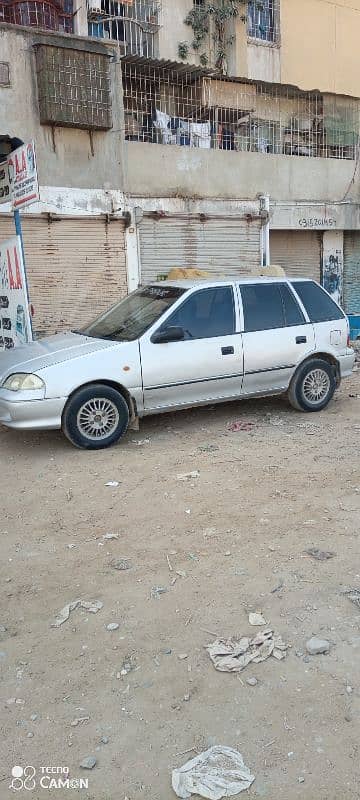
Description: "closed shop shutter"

(270, 230), (321, 281)
(343, 232), (360, 314)
(138, 215), (262, 284)
(0, 216), (127, 336)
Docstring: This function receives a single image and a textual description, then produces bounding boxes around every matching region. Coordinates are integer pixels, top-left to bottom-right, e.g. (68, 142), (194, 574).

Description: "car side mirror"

(151, 326), (185, 344)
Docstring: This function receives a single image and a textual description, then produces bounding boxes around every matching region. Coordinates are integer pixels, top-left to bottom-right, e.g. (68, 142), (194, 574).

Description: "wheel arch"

(62, 379), (138, 422)
(292, 352), (340, 385)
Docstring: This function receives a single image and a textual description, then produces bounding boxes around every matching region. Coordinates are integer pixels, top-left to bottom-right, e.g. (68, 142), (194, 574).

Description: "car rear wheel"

(62, 384), (129, 449)
(288, 358), (336, 413)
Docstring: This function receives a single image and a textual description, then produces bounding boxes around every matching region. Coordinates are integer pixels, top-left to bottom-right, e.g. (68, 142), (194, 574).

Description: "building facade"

(0, 0), (359, 334)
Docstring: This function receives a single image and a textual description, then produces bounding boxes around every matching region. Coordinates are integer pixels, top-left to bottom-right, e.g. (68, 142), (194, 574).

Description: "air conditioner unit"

(88, 0), (103, 16)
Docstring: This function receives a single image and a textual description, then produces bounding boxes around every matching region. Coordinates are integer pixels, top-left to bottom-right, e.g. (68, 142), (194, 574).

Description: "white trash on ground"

(207, 629), (288, 673)
(248, 612), (267, 626)
(172, 746), (255, 799)
(51, 600), (103, 627)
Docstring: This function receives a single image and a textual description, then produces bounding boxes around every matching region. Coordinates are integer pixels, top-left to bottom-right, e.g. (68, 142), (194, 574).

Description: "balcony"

(0, 0), (73, 32)
(123, 58), (359, 162)
(87, 0), (161, 58)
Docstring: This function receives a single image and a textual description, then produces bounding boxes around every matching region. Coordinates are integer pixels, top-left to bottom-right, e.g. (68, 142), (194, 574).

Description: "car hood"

(0, 332), (122, 381)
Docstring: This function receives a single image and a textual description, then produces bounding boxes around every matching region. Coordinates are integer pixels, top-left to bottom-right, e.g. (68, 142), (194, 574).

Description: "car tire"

(62, 384), (129, 449)
(288, 358), (336, 413)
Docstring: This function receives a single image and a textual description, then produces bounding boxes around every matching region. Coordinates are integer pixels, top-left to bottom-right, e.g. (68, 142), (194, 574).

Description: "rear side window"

(241, 284), (284, 332)
(292, 281), (344, 322)
(280, 284), (305, 326)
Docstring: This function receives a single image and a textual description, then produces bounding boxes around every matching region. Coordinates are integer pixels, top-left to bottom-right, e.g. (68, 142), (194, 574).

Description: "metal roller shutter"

(139, 215), (262, 284)
(343, 232), (360, 314)
(270, 230), (321, 281)
(0, 216), (127, 336)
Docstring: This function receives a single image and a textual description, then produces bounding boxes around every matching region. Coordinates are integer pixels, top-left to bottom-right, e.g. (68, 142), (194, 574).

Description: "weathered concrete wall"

(281, 0), (360, 96)
(159, 0), (198, 63)
(0, 24), (125, 191)
(125, 141), (360, 204)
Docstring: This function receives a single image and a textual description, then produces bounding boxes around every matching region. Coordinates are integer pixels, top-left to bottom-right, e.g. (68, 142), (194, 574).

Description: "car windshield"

(78, 285), (186, 342)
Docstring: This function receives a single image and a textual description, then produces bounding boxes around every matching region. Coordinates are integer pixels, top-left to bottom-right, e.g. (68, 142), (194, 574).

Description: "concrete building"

(0, 1), (360, 334)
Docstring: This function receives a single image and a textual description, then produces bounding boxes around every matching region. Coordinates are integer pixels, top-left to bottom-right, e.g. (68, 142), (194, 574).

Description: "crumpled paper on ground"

(206, 629), (288, 673)
(172, 746), (255, 799)
(51, 600), (103, 627)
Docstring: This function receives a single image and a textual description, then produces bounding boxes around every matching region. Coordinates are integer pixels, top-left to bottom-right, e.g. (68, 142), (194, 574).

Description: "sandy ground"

(1, 369), (360, 800)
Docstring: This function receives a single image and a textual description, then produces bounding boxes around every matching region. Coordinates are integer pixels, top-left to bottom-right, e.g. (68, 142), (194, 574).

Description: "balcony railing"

(0, 0), (73, 32)
(87, 0), (161, 58)
(123, 60), (360, 161)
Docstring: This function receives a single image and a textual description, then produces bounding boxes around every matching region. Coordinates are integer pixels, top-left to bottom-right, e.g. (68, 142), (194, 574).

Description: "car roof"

(145, 277), (313, 290)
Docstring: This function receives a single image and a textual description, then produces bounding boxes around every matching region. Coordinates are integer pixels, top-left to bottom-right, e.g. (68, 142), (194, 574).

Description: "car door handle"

(296, 336), (307, 344)
(221, 346), (234, 355)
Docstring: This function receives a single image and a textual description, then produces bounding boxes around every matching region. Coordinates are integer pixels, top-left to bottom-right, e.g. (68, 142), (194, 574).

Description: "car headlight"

(2, 373), (45, 392)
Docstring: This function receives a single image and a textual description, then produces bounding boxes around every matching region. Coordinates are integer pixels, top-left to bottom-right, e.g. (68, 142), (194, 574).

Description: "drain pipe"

(259, 194), (270, 266)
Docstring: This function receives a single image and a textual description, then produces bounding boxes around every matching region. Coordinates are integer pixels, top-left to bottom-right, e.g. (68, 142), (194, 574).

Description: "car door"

(239, 281), (316, 395)
(140, 284), (244, 410)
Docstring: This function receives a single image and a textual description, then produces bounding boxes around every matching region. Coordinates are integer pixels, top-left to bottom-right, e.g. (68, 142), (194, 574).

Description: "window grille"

(87, 0), (161, 59)
(0, 0), (73, 32)
(35, 44), (112, 129)
(247, 0), (280, 43)
(122, 59), (359, 160)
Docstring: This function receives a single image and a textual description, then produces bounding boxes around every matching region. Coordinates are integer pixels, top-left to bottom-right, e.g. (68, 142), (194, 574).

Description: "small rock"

(111, 559), (132, 571)
(306, 637), (330, 655)
(161, 648), (172, 655)
(178, 653), (188, 660)
(27, 732), (34, 738)
(298, 777), (305, 784)
(30, 714), (38, 722)
(80, 756), (97, 770)
(346, 686), (353, 694)
(0, 625), (7, 632)
(183, 694), (190, 702)
(246, 677), (258, 686)
(106, 623), (120, 632)
(345, 712), (352, 722)
(248, 612), (266, 626)
(225, 551), (231, 557)
(100, 736), (109, 744)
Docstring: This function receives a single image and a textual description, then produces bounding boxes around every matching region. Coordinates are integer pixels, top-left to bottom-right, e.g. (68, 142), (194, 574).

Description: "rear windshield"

(292, 281), (344, 323)
(79, 286), (185, 342)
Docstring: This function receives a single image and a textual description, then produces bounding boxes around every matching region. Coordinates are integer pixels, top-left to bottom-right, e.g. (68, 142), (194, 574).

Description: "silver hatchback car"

(0, 277), (355, 449)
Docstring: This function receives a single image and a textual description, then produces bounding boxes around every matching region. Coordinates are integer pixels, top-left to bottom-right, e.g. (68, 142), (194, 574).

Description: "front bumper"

(0, 395), (66, 430)
(338, 350), (356, 378)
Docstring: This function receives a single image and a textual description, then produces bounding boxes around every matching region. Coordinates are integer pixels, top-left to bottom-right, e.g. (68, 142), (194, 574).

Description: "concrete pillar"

(74, 0), (88, 37)
(322, 229), (344, 305)
(125, 208), (141, 291)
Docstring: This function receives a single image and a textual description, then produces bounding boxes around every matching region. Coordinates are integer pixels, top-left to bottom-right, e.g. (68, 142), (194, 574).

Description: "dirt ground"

(1, 368), (360, 800)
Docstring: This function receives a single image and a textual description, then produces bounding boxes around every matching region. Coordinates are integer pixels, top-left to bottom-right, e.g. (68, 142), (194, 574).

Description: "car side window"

(280, 284), (306, 326)
(292, 281), (344, 322)
(241, 284), (285, 332)
(165, 286), (235, 340)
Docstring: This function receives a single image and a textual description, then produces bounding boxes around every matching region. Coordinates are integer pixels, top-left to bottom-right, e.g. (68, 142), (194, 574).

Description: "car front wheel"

(62, 384), (129, 449)
(288, 358), (336, 412)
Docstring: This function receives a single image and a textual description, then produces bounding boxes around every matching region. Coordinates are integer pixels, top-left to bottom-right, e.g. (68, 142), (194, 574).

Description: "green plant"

(178, 41), (190, 60)
(178, 0), (246, 74)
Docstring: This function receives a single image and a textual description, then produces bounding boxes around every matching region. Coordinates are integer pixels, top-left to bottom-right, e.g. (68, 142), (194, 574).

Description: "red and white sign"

(7, 141), (39, 210)
(0, 236), (33, 349)
(0, 162), (11, 205)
